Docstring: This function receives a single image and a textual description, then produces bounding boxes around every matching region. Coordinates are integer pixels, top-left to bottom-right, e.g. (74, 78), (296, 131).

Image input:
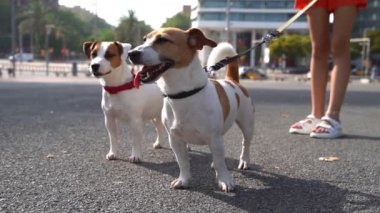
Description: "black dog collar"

(163, 85), (206, 99)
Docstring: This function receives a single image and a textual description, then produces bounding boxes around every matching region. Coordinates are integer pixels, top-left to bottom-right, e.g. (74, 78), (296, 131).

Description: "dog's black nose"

(91, 64), (100, 72)
(128, 50), (141, 64)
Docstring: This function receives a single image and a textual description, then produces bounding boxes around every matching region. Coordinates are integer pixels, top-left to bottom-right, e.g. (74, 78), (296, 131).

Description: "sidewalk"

(1, 70), (377, 86)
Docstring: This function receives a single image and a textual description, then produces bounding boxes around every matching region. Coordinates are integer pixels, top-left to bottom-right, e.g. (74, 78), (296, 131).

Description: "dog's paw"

(106, 152), (117, 160)
(128, 156), (141, 163)
(238, 160), (249, 170)
(171, 178), (189, 189)
(153, 142), (162, 149)
(217, 173), (235, 192)
(218, 180), (235, 192)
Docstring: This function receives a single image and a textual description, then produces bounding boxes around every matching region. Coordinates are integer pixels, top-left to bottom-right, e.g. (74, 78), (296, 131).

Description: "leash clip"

(204, 66), (216, 77)
(262, 30), (282, 43)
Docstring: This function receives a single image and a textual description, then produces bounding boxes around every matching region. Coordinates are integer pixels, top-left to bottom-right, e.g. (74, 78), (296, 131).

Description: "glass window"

(265, 1), (286, 8)
(199, 13), (226, 20)
(285, 1), (295, 8)
(200, 0), (295, 9)
(200, 12), (307, 22)
(265, 14), (287, 21)
(201, 0), (226, 8)
(231, 0), (294, 9)
(232, 1), (264, 8)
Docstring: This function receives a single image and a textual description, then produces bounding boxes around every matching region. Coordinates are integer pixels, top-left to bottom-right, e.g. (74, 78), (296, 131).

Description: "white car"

(9, 53), (34, 62)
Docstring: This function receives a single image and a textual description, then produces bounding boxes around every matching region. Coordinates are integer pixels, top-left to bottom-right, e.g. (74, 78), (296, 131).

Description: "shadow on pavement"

(343, 134), (380, 141)
(251, 88), (380, 107)
(138, 150), (380, 212)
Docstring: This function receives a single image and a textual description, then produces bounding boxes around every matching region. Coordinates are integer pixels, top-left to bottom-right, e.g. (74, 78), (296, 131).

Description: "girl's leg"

(289, 8), (330, 134)
(307, 8), (331, 118)
(326, 6), (358, 121)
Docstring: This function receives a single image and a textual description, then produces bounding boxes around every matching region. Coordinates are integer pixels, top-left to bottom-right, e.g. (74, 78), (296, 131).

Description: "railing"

(0, 61), (90, 77)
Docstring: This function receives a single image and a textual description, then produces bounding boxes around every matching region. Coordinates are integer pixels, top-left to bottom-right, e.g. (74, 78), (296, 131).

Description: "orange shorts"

(295, 0), (367, 12)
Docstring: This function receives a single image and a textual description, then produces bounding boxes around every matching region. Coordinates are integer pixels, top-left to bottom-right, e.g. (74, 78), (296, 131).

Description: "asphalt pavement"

(0, 75), (379, 212)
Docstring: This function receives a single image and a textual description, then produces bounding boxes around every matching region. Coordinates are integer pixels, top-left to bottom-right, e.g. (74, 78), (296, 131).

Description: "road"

(0, 78), (379, 212)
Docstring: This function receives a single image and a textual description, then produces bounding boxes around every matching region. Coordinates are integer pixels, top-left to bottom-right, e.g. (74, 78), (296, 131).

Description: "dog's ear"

(115, 41), (132, 59)
(187, 28), (217, 50)
(114, 41), (123, 56)
(83, 41), (94, 59)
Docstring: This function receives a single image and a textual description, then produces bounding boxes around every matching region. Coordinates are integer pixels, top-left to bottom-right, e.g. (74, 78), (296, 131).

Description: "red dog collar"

(103, 74), (140, 94)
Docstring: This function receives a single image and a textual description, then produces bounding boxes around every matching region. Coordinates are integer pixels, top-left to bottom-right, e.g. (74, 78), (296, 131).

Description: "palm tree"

(18, 0), (54, 56)
(115, 10), (152, 47)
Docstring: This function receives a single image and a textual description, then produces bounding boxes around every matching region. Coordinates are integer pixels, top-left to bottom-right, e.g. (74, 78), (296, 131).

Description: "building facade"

(191, 0), (309, 67)
(192, 0), (380, 67)
(354, 0), (380, 37)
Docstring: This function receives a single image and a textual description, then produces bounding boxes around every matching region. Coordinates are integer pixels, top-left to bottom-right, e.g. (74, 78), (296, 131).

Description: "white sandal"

(289, 114), (321, 135)
(310, 116), (343, 139)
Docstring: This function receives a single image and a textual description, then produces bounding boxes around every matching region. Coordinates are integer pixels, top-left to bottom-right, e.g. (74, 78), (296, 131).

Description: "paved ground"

(0, 75), (379, 212)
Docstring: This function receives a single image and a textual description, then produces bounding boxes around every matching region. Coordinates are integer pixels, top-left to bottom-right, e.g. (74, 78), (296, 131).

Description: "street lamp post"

(10, 0), (17, 77)
(44, 24), (54, 76)
(18, 25), (23, 63)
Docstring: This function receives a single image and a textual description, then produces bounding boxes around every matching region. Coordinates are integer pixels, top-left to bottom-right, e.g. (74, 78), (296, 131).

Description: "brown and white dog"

(128, 28), (255, 192)
(82, 41), (166, 162)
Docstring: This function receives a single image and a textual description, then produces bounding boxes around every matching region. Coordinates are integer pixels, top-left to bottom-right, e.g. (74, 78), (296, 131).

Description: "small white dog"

(82, 41), (166, 162)
(128, 28), (255, 192)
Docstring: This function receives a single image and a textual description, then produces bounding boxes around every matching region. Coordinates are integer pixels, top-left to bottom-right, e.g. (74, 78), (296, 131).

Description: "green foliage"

(26, 0), (52, 56)
(269, 34), (311, 59)
(48, 10), (94, 59)
(0, 1), (159, 59)
(0, 0), (11, 55)
(350, 42), (361, 59)
(115, 10), (152, 47)
(0, 1), (115, 59)
(366, 29), (380, 54)
(161, 13), (191, 30)
(99, 28), (115, 41)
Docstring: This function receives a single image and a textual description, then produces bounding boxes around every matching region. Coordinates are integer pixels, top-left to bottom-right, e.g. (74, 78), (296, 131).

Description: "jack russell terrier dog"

(128, 28), (255, 192)
(82, 41), (166, 163)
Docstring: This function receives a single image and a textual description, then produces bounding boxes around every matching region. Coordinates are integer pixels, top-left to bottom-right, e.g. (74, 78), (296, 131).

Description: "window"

(200, 0), (295, 9)
(232, 1), (264, 8)
(199, 13), (226, 21)
(265, 1), (286, 8)
(201, 0), (226, 8)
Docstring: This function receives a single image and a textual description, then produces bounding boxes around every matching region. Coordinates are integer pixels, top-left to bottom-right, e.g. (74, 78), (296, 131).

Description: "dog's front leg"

(169, 135), (191, 189)
(209, 137), (235, 192)
(104, 114), (118, 160)
(151, 116), (165, 149)
(128, 119), (143, 163)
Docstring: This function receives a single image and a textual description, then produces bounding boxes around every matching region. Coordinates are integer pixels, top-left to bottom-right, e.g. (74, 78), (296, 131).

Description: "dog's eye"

(91, 51), (97, 58)
(155, 37), (171, 45)
(104, 52), (115, 59)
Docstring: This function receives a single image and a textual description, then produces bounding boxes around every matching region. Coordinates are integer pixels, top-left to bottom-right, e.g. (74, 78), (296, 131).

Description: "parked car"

(239, 67), (267, 80)
(8, 53), (34, 62)
(283, 66), (309, 74)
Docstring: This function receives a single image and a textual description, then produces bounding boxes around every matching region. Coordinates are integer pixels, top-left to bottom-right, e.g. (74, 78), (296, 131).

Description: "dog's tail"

(207, 42), (239, 82)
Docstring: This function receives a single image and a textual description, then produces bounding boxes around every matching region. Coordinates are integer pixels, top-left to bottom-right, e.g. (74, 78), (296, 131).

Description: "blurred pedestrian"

(289, 0), (367, 138)
(370, 60), (378, 82)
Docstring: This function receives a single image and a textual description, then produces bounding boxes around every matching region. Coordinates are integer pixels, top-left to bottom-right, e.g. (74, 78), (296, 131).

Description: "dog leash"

(204, 0), (318, 74)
